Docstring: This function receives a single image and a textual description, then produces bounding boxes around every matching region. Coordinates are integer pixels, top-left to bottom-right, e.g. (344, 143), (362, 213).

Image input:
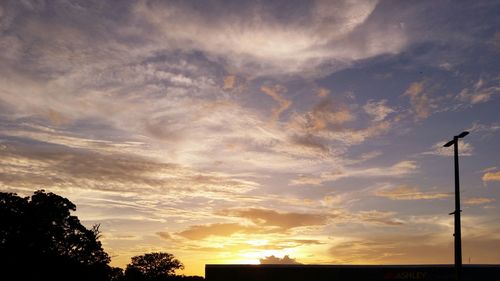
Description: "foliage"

(125, 252), (184, 280)
(0, 190), (111, 280)
(0, 190), (204, 281)
(110, 267), (125, 281)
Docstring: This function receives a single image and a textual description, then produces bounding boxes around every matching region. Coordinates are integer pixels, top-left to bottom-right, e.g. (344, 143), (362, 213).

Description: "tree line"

(0, 190), (203, 281)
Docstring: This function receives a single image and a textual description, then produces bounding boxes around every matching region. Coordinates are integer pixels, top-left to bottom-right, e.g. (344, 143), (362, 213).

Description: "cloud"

(177, 223), (258, 240)
(457, 78), (500, 104)
(288, 97), (354, 136)
(217, 208), (328, 230)
(494, 31), (500, 50)
(0, 0), (406, 178)
(375, 185), (451, 200)
(317, 88), (330, 98)
(404, 81), (435, 121)
(287, 134), (330, 158)
(464, 197), (496, 205)
(336, 120), (393, 145)
(261, 85), (292, 123)
(291, 160), (418, 185)
(328, 234), (449, 264)
(482, 171), (500, 182)
(363, 99), (394, 122)
(467, 122), (500, 134)
(156, 232), (173, 240)
(260, 255), (300, 265)
(344, 151), (382, 165)
(481, 167), (498, 173)
(132, 0), (407, 76)
(292, 115), (393, 147)
(350, 210), (404, 226)
(308, 98), (354, 130)
(1, 2), (499, 275)
(223, 75), (236, 90)
(0, 139), (258, 195)
(423, 140), (474, 157)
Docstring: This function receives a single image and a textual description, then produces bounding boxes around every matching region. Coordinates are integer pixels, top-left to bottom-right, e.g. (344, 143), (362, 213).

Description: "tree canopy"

(126, 252), (184, 280)
(0, 190), (111, 280)
(0, 190), (203, 281)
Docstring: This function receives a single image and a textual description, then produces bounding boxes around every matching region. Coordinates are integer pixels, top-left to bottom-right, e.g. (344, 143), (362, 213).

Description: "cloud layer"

(1, 0), (500, 276)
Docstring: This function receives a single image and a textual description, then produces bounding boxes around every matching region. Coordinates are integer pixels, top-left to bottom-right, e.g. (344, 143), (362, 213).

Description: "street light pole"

(443, 131), (469, 281)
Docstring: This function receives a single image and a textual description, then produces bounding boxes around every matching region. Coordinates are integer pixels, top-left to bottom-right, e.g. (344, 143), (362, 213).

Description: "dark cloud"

(288, 134), (330, 157)
(0, 138), (256, 194)
(217, 208), (328, 230)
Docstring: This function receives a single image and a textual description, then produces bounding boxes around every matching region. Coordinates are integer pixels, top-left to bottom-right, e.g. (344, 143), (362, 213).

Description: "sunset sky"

(1, 0), (500, 277)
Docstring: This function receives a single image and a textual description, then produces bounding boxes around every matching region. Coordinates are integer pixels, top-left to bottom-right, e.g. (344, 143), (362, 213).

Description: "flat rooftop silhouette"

(205, 264), (500, 281)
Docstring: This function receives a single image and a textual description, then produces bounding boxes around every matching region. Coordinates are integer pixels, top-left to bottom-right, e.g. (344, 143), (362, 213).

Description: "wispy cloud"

(468, 122), (500, 134)
(217, 208), (328, 231)
(422, 140), (474, 157)
(464, 197), (496, 205)
(177, 223), (259, 240)
(291, 160), (418, 185)
(375, 185), (450, 200)
(1, 0), (500, 274)
(0, 140), (258, 196)
(457, 78), (500, 104)
(131, 0), (406, 76)
(363, 99), (395, 122)
(482, 171), (500, 182)
(261, 85), (292, 123)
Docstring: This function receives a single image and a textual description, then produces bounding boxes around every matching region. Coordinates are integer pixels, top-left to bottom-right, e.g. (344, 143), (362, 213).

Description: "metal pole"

(453, 137), (462, 281)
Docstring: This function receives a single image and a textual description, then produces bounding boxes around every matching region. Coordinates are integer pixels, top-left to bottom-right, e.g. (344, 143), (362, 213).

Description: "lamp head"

(443, 131), (469, 147)
(443, 140), (455, 147)
(457, 131), (469, 138)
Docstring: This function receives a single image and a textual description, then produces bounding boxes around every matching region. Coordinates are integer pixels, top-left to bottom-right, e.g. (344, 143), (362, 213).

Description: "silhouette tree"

(125, 252), (184, 280)
(110, 266), (125, 281)
(0, 190), (111, 281)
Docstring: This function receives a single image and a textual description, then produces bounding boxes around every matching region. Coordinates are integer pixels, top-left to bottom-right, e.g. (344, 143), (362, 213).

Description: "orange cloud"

(376, 185), (451, 200)
(261, 85), (292, 123)
(309, 98), (353, 131)
(289, 98), (354, 135)
(177, 223), (258, 240)
(156, 232), (173, 240)
(218, 208), (328, 230)
(482, 171), (500, 182)
(356, 210), (404, 226)
(317, 88), (330, 97)
(223, 75), (236, 90)
(404, 81), (434, 121)
(464, 197), (496, 205)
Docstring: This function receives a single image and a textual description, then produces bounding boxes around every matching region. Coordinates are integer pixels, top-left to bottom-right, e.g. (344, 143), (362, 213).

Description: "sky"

(1, 0), (500, 277)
